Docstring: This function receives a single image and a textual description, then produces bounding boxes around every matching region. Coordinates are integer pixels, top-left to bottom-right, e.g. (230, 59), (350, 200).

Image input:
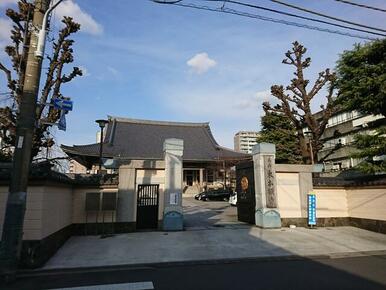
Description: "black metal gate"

(136, 184), (159, 229)
(236, 161), (256, 224)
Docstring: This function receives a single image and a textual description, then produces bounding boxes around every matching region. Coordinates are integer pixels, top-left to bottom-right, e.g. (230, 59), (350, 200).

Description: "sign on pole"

(170, 192), (178, 205)
(58, 111), (66, 131)
(53, 98), (73, 111)
(307, 193), (316, 227)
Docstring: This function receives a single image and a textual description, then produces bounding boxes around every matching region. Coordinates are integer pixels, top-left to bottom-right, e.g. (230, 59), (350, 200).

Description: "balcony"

(352, 114), (384, 128)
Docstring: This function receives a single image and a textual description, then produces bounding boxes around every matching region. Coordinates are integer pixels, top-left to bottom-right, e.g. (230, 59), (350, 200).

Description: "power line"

(161, 2), (378, 40)
(199, 0), (386, 37)
(270, 0), (386, 33)
(334, 0), (386, 13)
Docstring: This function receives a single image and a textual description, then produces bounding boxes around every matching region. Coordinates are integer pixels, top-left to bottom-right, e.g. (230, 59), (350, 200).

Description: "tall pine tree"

(257, 111), (303, 164)
(336, 39), (386, 173)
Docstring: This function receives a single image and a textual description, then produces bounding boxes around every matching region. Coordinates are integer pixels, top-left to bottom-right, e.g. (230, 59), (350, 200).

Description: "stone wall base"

(350, 217), (386, 234)
(19, 224), (73, 269)
(163, 211), (183, 231)
(72, 222), (137, 236)
(17, 222), (137, 269)
(281, 217), (386, 234)
(255, 208), (281, 228)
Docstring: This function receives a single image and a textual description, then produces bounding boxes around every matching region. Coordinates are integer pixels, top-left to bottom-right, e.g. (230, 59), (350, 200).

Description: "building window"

(326, 111), (361, 128)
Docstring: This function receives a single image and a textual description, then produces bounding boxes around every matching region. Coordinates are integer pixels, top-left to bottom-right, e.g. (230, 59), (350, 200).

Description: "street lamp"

(95, 119), (108, 173)
(309, 140), (314, 165)
(35, 0), (65, 58)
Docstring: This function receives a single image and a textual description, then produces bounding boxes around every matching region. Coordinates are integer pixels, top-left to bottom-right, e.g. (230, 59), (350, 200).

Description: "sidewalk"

(41, 226), (386, 270)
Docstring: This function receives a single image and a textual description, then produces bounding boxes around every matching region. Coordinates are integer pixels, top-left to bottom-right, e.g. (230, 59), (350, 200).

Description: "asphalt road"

(183, 197), (247, 229)
(3, 255), (386, 290)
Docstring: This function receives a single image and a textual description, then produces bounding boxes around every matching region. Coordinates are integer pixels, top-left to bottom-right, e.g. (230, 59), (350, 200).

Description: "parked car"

(194, 192), (204, 200)
(229, 192), (237, 206)
(199, 189), (232, 201)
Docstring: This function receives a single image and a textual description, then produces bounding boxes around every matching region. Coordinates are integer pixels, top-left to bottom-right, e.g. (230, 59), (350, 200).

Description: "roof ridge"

(217, 145), (250, 155)
(62, 143), (100, 149)
(107, 115), (209, 127)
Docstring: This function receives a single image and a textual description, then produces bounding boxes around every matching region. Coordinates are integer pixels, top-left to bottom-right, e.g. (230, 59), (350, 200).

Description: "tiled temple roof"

(62, 116), (250, 162)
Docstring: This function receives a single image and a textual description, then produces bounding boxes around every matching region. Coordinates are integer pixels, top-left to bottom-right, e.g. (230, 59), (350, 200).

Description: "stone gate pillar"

(253, 143), (281, 228)
(163, 138), (184, 231)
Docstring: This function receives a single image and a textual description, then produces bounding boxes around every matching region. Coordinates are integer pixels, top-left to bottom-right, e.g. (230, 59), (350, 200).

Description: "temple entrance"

(183, 169), (200, 186)
(182, 166), (244, 229)
(182, 169), (202, 195)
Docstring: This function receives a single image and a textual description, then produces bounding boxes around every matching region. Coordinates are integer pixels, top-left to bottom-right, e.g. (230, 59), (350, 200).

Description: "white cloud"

(55, 0), (103, 35)
(187, 52), (216, 74)
(0, 0), (17, 7)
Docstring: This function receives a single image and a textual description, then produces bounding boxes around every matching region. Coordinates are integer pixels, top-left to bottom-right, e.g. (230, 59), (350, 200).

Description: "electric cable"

(270, 0), (386, 32)
(165, 2), (378, 40)
(334, 0), (386, 13)
(198, 0), (386, 37)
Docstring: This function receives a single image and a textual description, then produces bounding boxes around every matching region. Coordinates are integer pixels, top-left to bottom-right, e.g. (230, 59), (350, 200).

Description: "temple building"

(62, 116), (250, 194)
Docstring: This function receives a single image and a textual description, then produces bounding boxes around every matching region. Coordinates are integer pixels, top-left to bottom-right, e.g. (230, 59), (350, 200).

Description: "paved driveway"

(183, 197), (248, 230)
(42, 226), (386, 270)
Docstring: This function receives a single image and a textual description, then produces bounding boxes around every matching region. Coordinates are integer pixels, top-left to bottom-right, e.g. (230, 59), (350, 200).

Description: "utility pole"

(0, 0), (50, 278)
(309, 141), (314, 165)
(96, 119), (108, 173)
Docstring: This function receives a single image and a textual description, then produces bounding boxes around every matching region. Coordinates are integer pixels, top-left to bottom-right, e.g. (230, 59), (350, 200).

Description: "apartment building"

(234, 131), (260, 154)
(315, 110), (385, 173)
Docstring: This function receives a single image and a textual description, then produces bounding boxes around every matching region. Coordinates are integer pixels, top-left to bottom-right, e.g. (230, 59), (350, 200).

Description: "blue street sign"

(307, 194), (316, 226)
(58, 111), (66, 131)
(53, 98), (73, 111)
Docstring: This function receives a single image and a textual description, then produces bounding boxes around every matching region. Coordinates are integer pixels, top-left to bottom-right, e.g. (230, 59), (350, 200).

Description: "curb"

(16, 250), (386, 278)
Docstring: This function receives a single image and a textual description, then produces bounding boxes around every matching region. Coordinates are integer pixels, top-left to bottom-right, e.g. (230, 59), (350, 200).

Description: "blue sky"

(0, 0), (385, 148)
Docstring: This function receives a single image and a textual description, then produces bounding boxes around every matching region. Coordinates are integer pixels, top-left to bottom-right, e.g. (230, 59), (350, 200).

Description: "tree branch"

(0, 62), (16, 92)
(62, 66), (82, 83)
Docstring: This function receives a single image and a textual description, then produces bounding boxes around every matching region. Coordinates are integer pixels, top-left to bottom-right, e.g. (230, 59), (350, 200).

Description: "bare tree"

(0, 0), (82, 161)
(263, 41), (337, 164)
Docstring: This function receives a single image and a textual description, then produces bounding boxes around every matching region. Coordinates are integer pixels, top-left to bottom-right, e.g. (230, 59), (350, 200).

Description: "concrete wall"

(276, 172), (302, 218)
(277, 176), (350, 219)
(118, 160), (165, 224)
(275, 165), (313, 219)
(71, 167), (165, 228)
(347, 187), (386, 221)
(274, 164), (386, 222)
(72, 164), (165, 227)
(41, 185), (73, 239)
(72, 187), (118, 224)
(0, 184), (73, 241)
(1, 170), (385, 243)
(313, 188), (348, 218)
(277, 179), (385, 221)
